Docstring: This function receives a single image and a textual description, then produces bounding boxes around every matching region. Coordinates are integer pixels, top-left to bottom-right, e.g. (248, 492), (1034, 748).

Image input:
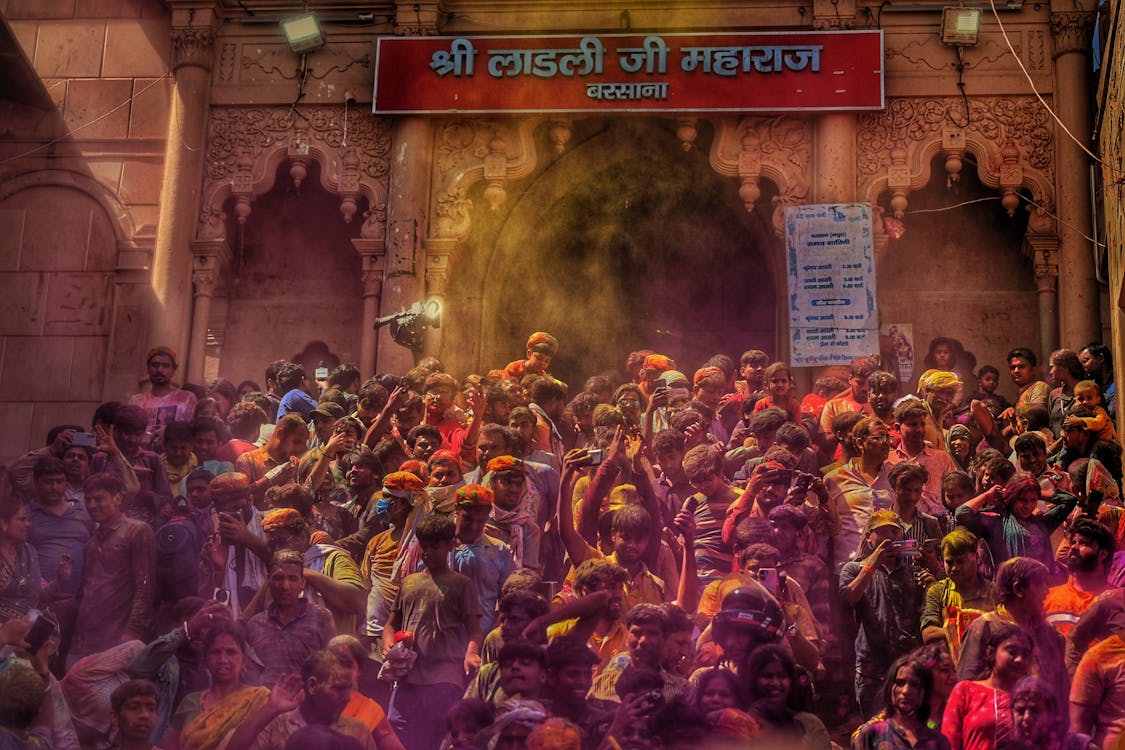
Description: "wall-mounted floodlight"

(941, 7), (982, 46)
(281, 13), (326, 54)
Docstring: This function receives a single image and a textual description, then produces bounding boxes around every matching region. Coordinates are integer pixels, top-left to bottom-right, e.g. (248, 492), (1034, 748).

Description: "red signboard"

(373, 31), (883, 114)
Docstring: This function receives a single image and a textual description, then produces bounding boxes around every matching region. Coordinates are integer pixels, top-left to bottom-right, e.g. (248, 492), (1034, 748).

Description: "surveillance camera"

(344, 89), (357, 104)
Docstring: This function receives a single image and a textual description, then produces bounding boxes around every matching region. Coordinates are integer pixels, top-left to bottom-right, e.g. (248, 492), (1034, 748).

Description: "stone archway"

(193, 105), (393, 380)
(442, 118), (784, 384)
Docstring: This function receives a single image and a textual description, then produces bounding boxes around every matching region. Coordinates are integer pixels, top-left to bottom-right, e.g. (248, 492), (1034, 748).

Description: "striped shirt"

(692, 486), (739, 583)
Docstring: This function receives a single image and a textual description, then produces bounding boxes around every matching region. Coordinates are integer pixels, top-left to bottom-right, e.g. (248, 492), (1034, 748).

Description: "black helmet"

(712, 584), (785, 643)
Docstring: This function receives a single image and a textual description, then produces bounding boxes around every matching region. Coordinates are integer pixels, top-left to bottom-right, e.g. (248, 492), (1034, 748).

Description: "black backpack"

(155, 515), (203, 603)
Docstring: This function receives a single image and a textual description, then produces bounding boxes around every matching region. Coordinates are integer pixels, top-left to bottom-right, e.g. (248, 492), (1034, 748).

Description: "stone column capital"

(170, 6), (218, 72)
(1050, 11), (1096, 58)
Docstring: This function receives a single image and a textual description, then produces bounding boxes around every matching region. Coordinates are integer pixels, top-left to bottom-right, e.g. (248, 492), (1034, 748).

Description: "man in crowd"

(69, 473), (156, 665)
(130, 346), (196, 451)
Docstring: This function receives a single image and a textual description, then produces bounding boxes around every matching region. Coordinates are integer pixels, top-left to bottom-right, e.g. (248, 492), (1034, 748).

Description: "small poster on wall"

(879, 324), (915, 386)
(785, 203), (879, 366)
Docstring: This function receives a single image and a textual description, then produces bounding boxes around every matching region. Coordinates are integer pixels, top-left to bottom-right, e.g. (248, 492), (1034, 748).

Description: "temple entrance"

(216, 160), (369, 384)
(445, 118), (783, 386)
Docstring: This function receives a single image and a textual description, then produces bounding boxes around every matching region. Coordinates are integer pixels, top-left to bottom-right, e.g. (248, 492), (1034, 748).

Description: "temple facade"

(0, 0), (1108, 459)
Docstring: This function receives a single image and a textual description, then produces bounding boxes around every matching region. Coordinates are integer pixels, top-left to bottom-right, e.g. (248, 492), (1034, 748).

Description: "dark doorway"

(459, 118), (780, 386)
(219, 160), (368, 383)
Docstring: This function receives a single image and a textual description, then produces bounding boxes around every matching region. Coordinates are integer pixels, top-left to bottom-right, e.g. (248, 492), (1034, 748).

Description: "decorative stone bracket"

(430, 118), (541, 242)
(709, 116), (812, 236)
(858, 97), (1057, 238)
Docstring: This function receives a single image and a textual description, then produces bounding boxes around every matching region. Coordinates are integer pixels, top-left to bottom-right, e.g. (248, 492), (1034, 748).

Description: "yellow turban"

(918, 369), (962, 393)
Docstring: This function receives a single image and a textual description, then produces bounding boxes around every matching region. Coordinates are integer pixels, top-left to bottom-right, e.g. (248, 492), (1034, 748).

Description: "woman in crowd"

(852, 654), (949, 750)
(165, 620), (269, 750)
(955, 473), (1077, 571)
(0, 497), (40, 623)
(1007, 677), (1095, 750)
(745, 644), (831, 750)
(942, 624), (1034, 750)
(695, 667), (746, 718)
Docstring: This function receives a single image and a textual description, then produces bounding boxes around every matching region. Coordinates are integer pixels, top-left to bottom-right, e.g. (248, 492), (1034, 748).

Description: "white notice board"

(785, 203), (879, 367)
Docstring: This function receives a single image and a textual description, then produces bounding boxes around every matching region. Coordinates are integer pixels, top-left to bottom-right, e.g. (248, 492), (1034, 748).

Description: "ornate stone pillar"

(1051, 4), (1099, 345)
(1027, 233), (1061, 359)
(353, 239), (386, 377)
(423, 239), (455, 358)
(148, 3), (217, 376)
(186, 240), (228, 383)
(380, 117), (433, 373)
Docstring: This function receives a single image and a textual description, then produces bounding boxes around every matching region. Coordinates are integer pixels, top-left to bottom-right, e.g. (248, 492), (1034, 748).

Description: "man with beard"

(1044, 517), (1114, 637)
(130, 346), (196, 452)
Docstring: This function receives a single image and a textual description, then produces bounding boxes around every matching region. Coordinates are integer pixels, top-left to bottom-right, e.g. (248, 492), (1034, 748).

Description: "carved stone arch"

(857, 96), (1056, 235)
(429, 116), (542, 243)
(0, 168), (141, 250)
(198, 106), (392, 245)
(707, 115), (813, 238)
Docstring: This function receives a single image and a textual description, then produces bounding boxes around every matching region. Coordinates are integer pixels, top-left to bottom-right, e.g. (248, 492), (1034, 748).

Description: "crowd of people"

(0, 333), (1123, 750)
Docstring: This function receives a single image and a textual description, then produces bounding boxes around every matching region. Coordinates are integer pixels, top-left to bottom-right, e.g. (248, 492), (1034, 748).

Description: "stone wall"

(0, 0), (171, 461)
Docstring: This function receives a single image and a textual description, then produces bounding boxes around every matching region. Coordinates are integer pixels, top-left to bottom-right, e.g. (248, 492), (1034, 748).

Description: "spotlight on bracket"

(281, 13), (326, 54)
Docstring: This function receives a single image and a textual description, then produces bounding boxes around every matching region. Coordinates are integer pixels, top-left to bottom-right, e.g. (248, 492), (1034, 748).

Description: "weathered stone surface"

(75, 0), (142, 18)
(0, 336), (75, 400)
(67, 336), (107, 399)
(44, 273), (112, 336)
(127, 76), (171, 138)
(103, 19), (169, 77)
(33, 20), (104, 77)
(119, 159), (165, 204)
(0, 273), (47, 335)
(63, 77), (132, 138)
(7, 0), (75, 19)
(0, 209), (25, 271)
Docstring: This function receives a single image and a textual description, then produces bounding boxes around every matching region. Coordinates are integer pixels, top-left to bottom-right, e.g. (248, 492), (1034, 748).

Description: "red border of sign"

(373, 30), (884, 114)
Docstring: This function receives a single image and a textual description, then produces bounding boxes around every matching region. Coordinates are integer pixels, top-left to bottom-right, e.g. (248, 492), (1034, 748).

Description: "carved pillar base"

(149, 5), (217, 370)
(187, 239), (230, 384)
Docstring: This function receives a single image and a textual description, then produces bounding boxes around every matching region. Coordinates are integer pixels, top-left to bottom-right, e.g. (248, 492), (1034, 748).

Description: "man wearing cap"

(638, 354), (676, 397)
(502, 332), (559, 382)
(452, 484), (515, 634)
(130, 346), (197, 451)
(205, 472), (270, 617)
(359, 471), (427, 644)
(261, 507), (366, 634)
(485, 456), (540, 570)
(839, 509), (923, 718)
(308, 402), (346, 450)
